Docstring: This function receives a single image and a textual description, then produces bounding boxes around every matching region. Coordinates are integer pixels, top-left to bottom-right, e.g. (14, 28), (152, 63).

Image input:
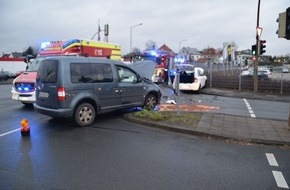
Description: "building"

(176, 47), (202, 64)
(157, 44), (175, 57)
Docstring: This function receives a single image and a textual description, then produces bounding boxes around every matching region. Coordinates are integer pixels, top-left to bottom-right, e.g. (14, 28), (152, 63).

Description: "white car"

(282, 67), (289, 73)
(173, 66), (207, 93)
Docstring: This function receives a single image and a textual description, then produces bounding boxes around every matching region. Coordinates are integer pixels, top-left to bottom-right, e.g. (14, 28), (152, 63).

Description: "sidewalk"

(127, 85), (290, 146)
(200, 87), (290, 145)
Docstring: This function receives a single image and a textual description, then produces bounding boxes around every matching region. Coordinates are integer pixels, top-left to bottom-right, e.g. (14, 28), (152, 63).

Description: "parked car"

(0, 71), (10, 81)
(262, 69), (272, 78)
(240, 69), (251, 76)
(242, 68), (271, 79)
(282, 67), (289, 73)
(172, 65), (207, 93)
(34, 56), (161, 126)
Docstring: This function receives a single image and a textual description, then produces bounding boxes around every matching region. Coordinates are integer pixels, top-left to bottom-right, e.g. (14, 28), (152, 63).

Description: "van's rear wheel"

(74, 103), (95, 127)
(143, 94), (157, 110)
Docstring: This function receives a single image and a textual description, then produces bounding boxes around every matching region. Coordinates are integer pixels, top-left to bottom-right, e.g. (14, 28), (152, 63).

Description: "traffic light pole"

(254, 0), (261, 94)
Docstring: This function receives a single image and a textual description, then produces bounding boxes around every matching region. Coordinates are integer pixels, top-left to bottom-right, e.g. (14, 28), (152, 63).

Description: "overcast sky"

(1, 0), (289, 56)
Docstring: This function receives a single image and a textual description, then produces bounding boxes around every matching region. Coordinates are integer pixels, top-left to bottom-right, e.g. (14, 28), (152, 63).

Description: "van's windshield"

(26, 57), (45, 72)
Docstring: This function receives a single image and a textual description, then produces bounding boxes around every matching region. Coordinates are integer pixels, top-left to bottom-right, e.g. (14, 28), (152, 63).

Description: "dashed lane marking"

(266, 153), (279, 167)
(266, 153), (289, 189)
(243, 98), (256, 118)
(272, 171), (289, 189)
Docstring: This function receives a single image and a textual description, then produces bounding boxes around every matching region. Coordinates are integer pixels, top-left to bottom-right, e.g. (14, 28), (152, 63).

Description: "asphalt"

(2, 79), (290, 146)
(125, 84), (290, 146)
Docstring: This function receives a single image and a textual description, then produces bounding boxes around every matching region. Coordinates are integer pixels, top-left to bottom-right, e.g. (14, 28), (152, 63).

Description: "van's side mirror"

(137, 74), (143, 82)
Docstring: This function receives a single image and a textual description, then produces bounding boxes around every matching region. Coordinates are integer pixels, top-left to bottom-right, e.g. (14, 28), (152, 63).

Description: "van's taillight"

(58, 87), (66, 101)
(194, 78), (198, 83)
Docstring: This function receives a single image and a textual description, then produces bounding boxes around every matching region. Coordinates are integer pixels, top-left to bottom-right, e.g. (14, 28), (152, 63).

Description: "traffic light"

(276, 7), (290, 40)
(104, 24), (109, 36)
(260, 40), (266, 55)
(251, 44), (257, 55)
(277, 12), (286, 38)
(286, 7), (290, 39)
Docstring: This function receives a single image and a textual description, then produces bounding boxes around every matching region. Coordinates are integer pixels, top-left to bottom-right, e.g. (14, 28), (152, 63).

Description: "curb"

(123, 113), (290, 147)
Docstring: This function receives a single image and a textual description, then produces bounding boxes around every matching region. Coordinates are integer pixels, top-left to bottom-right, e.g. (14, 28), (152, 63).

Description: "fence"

(194, 63), (290, 95)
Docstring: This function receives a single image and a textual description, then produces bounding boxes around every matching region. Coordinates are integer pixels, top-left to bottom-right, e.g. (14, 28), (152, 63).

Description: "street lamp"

(254, 0), (261, 94)
(178, 39), (187, 52)
(130, 23), (143, 53)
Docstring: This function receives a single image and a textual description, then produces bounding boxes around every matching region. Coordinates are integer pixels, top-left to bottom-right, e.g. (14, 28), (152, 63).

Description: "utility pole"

(254, 0), (261, 93)
(130, 23), (143, 53)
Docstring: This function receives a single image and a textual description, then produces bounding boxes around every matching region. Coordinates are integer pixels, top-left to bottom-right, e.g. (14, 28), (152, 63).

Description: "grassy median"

(130, 109), (202, 129)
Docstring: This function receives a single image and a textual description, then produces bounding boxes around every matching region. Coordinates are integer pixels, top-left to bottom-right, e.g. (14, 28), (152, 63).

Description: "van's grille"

(15, 83), (35, 93)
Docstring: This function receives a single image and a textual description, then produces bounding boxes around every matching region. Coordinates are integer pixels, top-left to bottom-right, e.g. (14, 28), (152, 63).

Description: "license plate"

(39, 92), (49, 98)
(20, 97), (29, 101)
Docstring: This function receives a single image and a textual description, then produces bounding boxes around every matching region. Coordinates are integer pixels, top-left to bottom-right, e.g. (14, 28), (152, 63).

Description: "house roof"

(196, 58), (209, 64)
(157, 44), (175, 56)
(2, 54), (10, 58)
(180, 47), (201, 55)
(12, 52), (24, 58)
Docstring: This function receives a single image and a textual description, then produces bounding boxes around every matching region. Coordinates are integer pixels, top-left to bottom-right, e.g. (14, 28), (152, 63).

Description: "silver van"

(34, 56), (161, 126)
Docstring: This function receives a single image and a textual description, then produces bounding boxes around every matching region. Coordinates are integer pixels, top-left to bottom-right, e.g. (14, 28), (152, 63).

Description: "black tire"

(21, 102), (31, 105)
(143, 94), (157, 110)
(74, 103), (96, 127)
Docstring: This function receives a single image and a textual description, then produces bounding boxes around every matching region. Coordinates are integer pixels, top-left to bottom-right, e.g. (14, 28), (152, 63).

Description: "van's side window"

(116, 66), (137, 83)
(37, 60), (58, 83)
(91, 63), (113, 82)
(71, 63), (93, 83)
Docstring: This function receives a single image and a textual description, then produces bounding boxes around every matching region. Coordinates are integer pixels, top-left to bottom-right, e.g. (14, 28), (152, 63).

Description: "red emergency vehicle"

(11, 39), (122, 105)
(136, 51), (172, 83)
(61, 39), (121, 60)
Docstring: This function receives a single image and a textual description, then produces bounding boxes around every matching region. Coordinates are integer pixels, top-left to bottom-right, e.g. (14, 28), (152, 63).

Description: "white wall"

(0, 61), (27, 73)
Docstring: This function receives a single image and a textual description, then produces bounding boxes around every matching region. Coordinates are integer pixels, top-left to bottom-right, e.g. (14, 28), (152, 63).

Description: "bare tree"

(22, 46), (38, 57)
(145, 40), (157, 50)
(132, 47), (141, 54)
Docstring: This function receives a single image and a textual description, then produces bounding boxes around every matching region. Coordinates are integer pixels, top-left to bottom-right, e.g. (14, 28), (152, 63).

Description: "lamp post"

(254, 0), (261, 93)
(130, 23), (143, 53)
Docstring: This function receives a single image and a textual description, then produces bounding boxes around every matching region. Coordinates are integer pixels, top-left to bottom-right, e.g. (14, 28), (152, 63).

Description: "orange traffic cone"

(20, 119), (30, 136)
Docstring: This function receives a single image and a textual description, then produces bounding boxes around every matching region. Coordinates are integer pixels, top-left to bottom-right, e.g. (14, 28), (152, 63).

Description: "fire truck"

(11, 39), (122, 105)
(60, 39), (121, 60)
(136, 51), (174, 84)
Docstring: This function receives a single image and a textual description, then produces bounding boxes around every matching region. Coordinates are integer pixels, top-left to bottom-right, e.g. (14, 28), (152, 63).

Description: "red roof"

(157, 44), (175, 56)
(196, 58), (208, 64)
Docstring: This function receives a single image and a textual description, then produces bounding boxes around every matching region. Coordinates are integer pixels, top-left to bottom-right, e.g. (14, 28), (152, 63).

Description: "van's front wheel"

(74, 103), (96, 127)
(143, 94), (157, 110)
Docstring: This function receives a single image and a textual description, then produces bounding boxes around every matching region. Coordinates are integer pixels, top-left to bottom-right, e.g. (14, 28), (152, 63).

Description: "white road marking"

(0, 128), (20, 137)
(250, 114), (256, 118)
(266, 153), (279, 167)
(243, 98), (256, 118)
(272, 171), (289, 189)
